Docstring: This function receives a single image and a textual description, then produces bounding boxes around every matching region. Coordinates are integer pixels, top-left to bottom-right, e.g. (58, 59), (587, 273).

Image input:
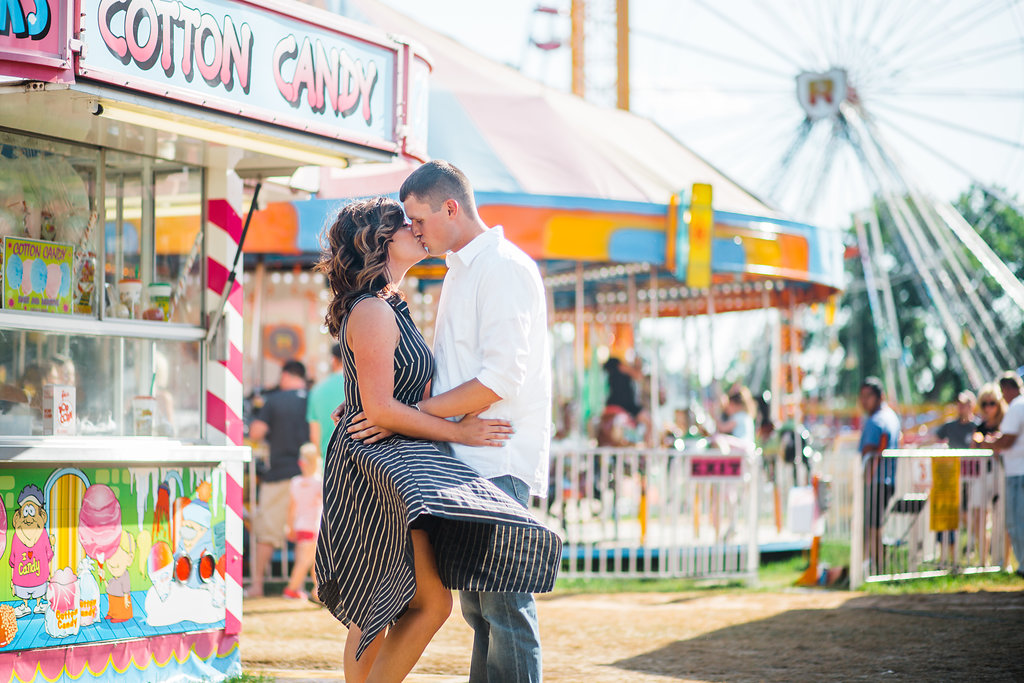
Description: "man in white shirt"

(988, 371), (1024, 577)
(354, 160), (552, 681)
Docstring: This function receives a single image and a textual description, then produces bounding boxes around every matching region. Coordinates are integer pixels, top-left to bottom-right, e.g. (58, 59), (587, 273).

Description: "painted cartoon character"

(103, 531), (135, 623)
(175, 496), (214, 589)
(9, 485), (54, 618)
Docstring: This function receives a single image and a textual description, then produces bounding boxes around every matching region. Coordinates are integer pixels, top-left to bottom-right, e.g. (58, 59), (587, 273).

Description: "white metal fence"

(532, 447), (761, 580)
(850, 448), (1008, 588)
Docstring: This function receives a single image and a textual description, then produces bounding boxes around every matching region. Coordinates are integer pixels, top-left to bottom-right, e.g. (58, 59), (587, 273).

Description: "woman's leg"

(285, 539), (317, 594)
(366, 529), (452, 683)
(345, 624), (384, 683)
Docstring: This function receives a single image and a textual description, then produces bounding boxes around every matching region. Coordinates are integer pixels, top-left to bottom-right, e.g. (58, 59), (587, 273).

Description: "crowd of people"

(244, 355), (335, 601)
(858, 372), (1024, 577)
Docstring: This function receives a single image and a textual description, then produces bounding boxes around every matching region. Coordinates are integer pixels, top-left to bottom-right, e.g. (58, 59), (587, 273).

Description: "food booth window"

(0, 130), (205, 438)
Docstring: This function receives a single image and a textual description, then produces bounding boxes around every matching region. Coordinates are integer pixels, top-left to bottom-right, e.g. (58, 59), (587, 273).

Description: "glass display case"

(0, 130), (205, 438)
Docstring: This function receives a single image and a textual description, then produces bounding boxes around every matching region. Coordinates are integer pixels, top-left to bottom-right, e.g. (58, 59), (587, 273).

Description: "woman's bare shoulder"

(346, 296), (397, 337)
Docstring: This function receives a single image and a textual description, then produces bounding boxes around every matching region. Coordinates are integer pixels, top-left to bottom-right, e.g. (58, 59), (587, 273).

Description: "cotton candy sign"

(2, 237), (74, 314)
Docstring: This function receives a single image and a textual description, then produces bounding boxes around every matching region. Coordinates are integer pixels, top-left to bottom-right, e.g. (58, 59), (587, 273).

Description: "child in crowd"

(283, 443), (323, 601)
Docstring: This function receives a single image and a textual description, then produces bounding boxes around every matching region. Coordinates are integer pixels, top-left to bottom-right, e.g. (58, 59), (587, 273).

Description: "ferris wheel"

(527, 0), (1024, 398)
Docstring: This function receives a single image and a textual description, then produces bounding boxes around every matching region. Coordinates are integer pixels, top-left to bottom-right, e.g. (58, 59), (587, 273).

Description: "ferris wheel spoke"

(690, 0), (807, 70)
(798, 0), (839, 65)
(845, 1), (900, 80)
(753, 1), (823, 67)
(871, 110), (1020, 206)
(878, 0), (1018, 78)
(630, 28), (793, 79)
(634, 86), (788, 96)
(869, 100), (1024, 152)
(869, 88), (1024, 100)
(761, 119), (814, 202)
(798, 123), (844, 214)
(885, 39), (1024, 82)
(864, 0), (958, 72)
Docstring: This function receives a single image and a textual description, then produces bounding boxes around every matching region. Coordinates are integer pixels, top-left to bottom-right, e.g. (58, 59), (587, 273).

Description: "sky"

(372, 0), (1024, 230)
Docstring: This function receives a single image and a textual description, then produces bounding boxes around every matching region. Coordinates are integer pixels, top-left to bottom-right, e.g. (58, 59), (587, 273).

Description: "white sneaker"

(13, 603), (30, 618)
(33, 601), (47, 614)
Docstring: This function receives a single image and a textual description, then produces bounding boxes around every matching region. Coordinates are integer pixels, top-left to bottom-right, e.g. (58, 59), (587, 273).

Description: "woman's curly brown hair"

(315, 197), (407, 338)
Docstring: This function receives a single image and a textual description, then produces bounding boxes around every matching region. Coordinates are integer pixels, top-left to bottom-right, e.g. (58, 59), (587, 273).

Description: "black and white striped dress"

(315, 293), (561, 659)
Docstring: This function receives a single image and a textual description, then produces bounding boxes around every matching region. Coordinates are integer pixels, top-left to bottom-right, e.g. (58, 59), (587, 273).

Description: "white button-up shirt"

(1000, 395), (1024, 476)
(432, 226), (552, 496)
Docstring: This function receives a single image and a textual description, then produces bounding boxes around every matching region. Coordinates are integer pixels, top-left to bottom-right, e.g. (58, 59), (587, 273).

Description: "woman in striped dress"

(314, 197), (561, 683)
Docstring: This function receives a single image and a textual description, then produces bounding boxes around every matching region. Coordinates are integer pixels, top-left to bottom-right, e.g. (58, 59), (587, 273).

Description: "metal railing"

(850, 448), (1007, 588)
(817, 438), (861, 545)
(533, 447), (761, 580)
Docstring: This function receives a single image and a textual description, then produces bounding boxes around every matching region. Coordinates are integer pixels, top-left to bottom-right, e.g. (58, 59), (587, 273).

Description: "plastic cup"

(118, 278), (142, 319)
(133, 395), (156, 436)
(146, 282), (171, 321)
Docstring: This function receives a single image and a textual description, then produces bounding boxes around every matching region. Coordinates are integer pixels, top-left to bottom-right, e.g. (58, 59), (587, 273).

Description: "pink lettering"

(275, 37), (379, 124)
(292, 37), (317, 110)
(177, 4), (201, 79)
(220, 16), (252, 93)
(98, 0), (129, 60)
(313, 40), (338, 113)
(273, 34), (298, 104)
(358, 59), (378, 124)
(155, 0), (178, 73)
(195, 12), (222, 84)
(337, 51), (360, 116)
(126, 0), (159, 65)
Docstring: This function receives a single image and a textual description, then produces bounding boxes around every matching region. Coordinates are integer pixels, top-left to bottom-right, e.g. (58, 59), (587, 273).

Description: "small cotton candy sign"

(2, 237), (74, 314)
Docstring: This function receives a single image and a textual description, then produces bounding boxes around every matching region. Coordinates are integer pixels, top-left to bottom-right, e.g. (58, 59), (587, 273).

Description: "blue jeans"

(1006, 475), (1024, 572)
(461, 474), (543, 683)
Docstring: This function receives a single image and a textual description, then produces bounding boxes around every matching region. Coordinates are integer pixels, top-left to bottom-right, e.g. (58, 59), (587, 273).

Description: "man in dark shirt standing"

(936, 391), (979, 448)
(247, 359), (309, 597)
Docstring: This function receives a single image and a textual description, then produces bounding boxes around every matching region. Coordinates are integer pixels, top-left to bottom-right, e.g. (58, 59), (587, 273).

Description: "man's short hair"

(860, 376), (884, 399)
(399, 160), (477, 214)
(998, 371), (1023, 392)
(282, 359), (306, 380)
(956, 390), (976, 405)
(330, 343), (342, 362)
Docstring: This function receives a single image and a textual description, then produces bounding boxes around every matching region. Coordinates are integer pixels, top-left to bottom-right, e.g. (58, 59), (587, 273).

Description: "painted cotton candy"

(45, 263), (61, 298)
(77, 484), (123, 563)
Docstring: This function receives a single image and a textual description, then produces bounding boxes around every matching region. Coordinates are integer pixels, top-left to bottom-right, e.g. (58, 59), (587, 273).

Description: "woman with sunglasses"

(967, 384), (1006, 562)
(974, 384), (1007, 443)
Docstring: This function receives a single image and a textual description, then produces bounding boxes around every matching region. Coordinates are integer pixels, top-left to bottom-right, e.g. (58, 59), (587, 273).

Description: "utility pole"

(617, 0), (629, 110)
(570, 0), (586, 97)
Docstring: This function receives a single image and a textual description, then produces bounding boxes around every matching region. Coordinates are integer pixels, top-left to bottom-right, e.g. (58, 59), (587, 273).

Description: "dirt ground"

(242, 587), (1024, 682)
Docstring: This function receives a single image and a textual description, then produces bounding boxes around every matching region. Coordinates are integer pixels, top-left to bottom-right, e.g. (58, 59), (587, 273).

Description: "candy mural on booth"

(0, 465), (228, 654)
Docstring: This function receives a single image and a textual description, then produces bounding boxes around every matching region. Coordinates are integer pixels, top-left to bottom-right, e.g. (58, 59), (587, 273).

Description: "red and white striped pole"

(204, 154), (246, 636)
